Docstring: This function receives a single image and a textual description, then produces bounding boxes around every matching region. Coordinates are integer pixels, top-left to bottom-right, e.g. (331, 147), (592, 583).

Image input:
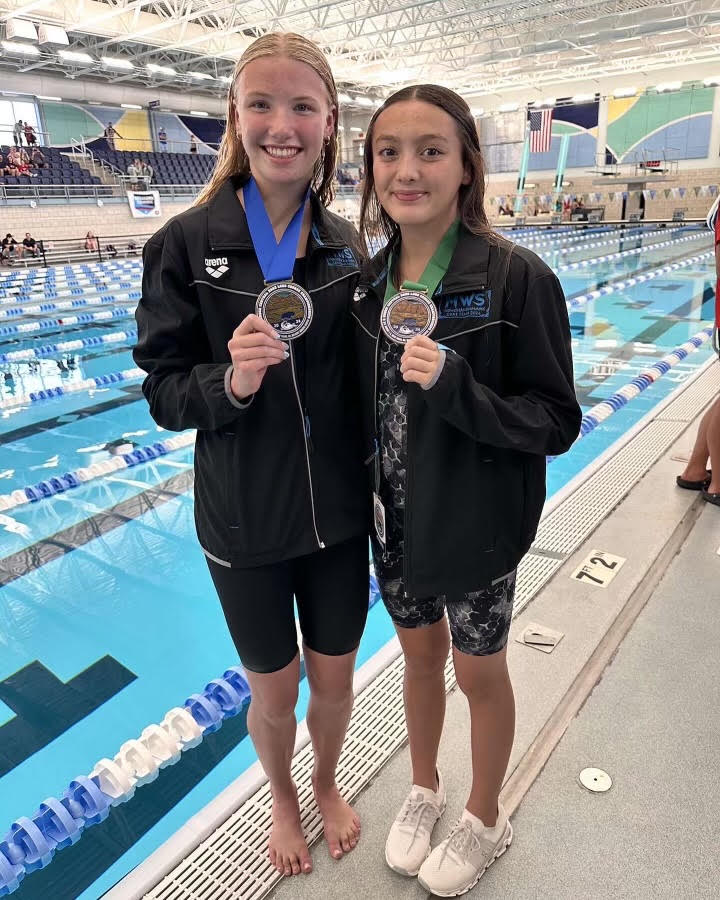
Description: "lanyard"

(384, 219), (460, 304)
(243, 176), (310, 283)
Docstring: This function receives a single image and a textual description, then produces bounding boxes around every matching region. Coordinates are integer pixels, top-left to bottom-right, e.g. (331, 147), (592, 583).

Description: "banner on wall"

(127, 190), (162, 218)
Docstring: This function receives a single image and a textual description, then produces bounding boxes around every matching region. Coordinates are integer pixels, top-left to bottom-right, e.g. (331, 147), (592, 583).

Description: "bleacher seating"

(89, 145), (215, 186)
(0, 146), (104, 193)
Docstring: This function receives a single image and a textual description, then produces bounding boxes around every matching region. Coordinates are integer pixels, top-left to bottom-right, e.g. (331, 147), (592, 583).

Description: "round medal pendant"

(256, 281), (313, 340)
(380, 290), (438, 344)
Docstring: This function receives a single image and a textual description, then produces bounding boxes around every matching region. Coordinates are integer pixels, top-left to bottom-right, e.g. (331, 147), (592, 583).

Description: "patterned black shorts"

(375, 568), (517, 656)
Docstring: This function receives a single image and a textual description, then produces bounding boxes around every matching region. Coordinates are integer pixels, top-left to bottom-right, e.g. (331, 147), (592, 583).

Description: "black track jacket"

(134, 176), (367, 567)
(352, 227), (582, 595)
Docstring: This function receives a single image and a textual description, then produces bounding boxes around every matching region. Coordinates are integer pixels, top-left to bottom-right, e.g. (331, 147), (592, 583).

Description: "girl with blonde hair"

(135, 32), (369, 877)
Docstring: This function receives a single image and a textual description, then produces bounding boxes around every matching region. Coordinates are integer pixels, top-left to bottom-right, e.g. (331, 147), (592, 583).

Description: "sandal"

(701, 489), (720, 507)
(676, 470), (712, 491)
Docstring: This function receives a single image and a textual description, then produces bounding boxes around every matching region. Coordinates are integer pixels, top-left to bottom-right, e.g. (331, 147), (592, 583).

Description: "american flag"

(529, 108), (553, 153)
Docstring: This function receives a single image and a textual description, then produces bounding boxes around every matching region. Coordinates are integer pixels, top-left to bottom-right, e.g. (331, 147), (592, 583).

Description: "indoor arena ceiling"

(0, 0), (718, 101)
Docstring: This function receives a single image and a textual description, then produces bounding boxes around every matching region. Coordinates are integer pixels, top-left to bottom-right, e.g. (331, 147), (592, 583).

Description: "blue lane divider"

(0, 330), (137, 361)
(0, 292), (141, 320)
(0, 330), (137, 362)
(566, 250), (715, 310)
(0, 573), (386, 895)
(545, 325), (715, 469)
(0, 366), (145, 412)
(0, 307), (136, 338)
(0, 430), (195, 512)
(0, 667), (253, 895)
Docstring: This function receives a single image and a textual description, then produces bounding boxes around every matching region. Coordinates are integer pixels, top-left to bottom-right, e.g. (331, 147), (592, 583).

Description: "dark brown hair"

(359, 84), (507, 255)
(195, 32), (338, 207)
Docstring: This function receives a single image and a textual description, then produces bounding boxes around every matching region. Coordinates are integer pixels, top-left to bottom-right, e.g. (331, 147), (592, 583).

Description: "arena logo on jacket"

(205, 256), (229, 278)
(437, 290), (492, 320)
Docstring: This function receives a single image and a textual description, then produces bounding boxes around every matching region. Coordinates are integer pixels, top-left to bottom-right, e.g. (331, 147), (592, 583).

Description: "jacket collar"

(207, 175), (348, 252)
(360, 225), (495, 299)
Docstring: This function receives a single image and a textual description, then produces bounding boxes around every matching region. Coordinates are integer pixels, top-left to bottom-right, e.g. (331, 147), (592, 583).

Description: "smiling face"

(371, 99), (470, 236)
(234, 56), (335, 197)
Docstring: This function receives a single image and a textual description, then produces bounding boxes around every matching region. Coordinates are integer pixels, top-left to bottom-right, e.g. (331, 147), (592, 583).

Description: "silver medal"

(256, 281), (313, 341)
(380, 290), (438, 344)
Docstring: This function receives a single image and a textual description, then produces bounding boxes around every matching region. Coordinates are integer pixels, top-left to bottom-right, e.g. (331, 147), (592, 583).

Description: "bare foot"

(268, 787), (312, 876)
(312, 777), (361, 860)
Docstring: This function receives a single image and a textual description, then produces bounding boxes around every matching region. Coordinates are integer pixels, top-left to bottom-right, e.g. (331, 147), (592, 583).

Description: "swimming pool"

(0, 222), (716, 898)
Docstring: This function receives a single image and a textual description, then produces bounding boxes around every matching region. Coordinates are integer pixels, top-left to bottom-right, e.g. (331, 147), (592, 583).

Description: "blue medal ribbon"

(243, 176), (310, 283)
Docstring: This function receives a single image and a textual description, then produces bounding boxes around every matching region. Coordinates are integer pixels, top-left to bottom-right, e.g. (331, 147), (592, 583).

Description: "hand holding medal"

(227, 314), (288, 401)
(399, 335), (443, 388)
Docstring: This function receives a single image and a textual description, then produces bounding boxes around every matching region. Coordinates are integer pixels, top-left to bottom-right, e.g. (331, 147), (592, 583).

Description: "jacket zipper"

(403, 378), (414, 595)
(289, 341), (324, 549)
(371, 328), (390, 565)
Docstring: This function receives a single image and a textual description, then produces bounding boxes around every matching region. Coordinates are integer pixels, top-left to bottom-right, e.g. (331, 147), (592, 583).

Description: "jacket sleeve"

(133, 223), (250, 432)
(423, 271), (581, 456)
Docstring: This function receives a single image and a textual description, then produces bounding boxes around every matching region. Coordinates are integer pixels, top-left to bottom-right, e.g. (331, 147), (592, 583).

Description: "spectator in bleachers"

(157, 126), (168, 151)
(13, 120), (23, 146)
(2, 233), (18, 262)
(30, 148), (46, 169)
(7, 147), (29, 175)
(84, 231), (98, 252)
(189, 134), (198, 154)
(20, 232), (38, 258)
(126, 158), (141, 189)
(104, 122), (121, 150)
(140, 160), (153, 185)
(23, 123), (37, 146)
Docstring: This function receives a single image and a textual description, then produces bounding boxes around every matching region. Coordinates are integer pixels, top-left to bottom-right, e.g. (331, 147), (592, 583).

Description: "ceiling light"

(1, 40), (40, 55)
(338, 125), (345, 131)
(188, 71), (212, 80)
(612, 86), (637, 98)
(498, 102), (519, 112)
(471, 107), (484, 117)
(356, 96), (374, 107)
(656, 39), (687, 46)
(189, 110), (208, 116)
(6, 19), (38, 42)
(37, 24), (68, 47)
(58, 49), (93, 64)
(121, 103), (141, 109)
(350, 126), (363, 132)
(571, 93), (595, 103)
(37, 95), (62, 101)
(655, 81), (682, 92)
(338, 92), (352, 103)
(101, 56), (134, 70)
(147, 63), (176, 76)
(218, 75), (232, 83)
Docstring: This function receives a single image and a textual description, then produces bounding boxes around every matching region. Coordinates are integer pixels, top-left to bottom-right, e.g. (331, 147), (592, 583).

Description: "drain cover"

(579, 767), (612, 793)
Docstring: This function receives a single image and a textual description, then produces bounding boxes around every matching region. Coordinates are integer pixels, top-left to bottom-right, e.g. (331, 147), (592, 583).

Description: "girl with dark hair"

(135, 32), (369, 878)
(353, 84), (581, 895)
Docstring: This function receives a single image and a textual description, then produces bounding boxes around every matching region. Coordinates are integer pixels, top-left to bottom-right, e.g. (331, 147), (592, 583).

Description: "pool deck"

(269, 399), (720, 900)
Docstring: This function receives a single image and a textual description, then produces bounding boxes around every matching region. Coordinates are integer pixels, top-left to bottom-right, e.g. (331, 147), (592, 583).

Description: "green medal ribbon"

(384, 219), (460, 305)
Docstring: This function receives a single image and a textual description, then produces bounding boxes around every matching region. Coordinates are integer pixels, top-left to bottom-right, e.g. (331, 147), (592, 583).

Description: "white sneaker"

(417, 804), (512, 897)
(384, 770), (446, 876)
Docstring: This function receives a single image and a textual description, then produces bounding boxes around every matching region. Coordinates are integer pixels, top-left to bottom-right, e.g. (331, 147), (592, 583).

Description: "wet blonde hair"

(195, 32), (338, 207)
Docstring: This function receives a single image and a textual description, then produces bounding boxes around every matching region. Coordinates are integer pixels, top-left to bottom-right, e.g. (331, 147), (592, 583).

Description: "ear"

(325, 104), (337, 140)
(461, 163), (472, 186)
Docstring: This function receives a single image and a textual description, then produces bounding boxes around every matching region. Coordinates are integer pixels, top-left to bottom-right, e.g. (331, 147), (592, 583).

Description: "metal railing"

(1, 232), (151, 268)
(0, 182), (205, 205)
(0, 128), (51, 149)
